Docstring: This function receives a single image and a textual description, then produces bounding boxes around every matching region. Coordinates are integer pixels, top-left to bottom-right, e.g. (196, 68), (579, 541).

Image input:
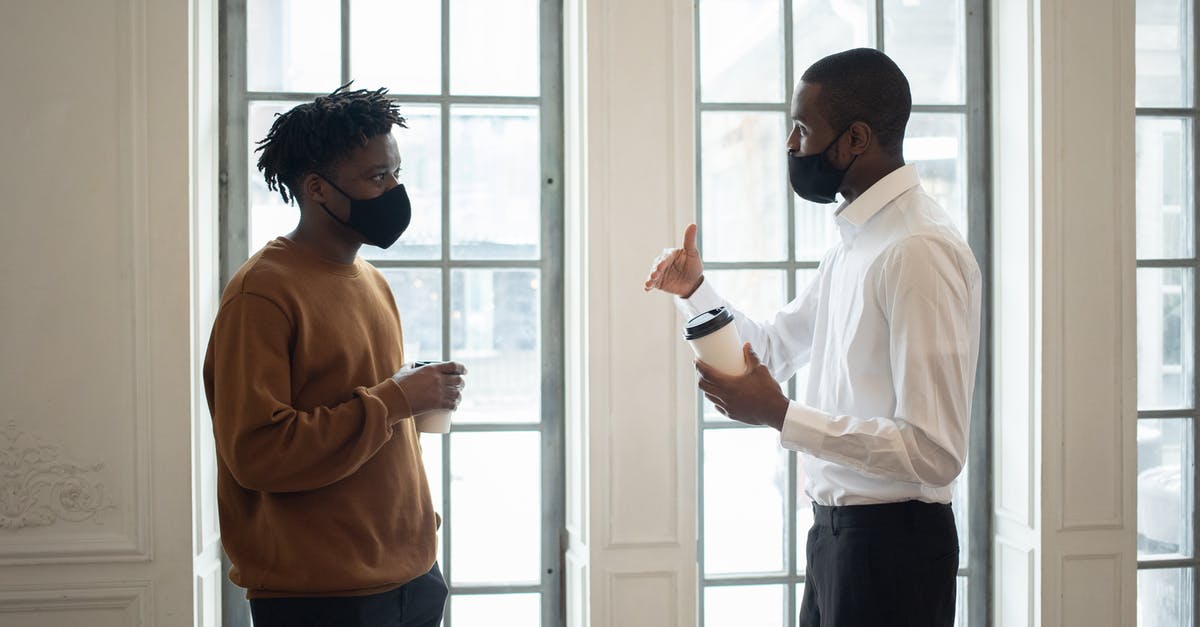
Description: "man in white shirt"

(645, 49), (981, 626)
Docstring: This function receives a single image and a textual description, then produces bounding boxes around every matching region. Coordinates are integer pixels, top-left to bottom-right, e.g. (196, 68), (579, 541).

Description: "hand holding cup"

(392, 361), (467, 432)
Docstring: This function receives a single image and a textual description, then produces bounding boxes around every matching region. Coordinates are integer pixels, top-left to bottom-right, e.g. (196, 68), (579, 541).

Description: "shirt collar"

(834, 164), (922, 236)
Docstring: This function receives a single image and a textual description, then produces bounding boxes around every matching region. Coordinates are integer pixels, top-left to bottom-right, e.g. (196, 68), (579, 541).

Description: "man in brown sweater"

(203, 85), (465, 627)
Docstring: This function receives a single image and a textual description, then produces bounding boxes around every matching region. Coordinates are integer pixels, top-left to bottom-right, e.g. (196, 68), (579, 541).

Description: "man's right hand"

(644, 223), (705, 297)
(392, 361), (468, 415)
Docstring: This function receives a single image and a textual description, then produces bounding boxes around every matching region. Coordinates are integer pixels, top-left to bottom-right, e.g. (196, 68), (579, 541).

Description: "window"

(693, 1), (989, 625)
(1136, 0), (1199, 623)
(220, 1), (564, 625)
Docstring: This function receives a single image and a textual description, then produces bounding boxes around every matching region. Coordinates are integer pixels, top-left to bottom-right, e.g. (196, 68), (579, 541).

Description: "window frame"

(218, 1), (566, 625)
(1135, 0), (1200, 622)
(691, 1), (992, 625)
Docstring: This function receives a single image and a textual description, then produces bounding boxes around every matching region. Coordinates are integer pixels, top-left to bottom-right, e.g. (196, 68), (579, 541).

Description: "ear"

(301, 172), (328, 205)
(847, 121), (873, 156)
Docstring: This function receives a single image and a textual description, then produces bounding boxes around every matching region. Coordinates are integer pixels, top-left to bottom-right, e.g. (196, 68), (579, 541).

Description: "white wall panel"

(1060, 554), (1124, 627)
(993, 0), (1136, 624)
(609, 572), (678, 627)
(567, 0), (698, 624)
(0, 0), (151, 566)
(1047, 0), (1133, 532)
(0, 0), (213, 623)
(0, 583), (150, 627)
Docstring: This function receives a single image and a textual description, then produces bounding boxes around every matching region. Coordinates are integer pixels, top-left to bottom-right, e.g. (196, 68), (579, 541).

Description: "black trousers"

(799, 501), (959, 627)
(249, 563), (448, 627)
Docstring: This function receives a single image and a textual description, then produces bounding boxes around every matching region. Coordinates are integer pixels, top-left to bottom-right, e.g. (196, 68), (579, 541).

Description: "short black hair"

(256, 83), (407, 204)
(800, 48), (911, 155)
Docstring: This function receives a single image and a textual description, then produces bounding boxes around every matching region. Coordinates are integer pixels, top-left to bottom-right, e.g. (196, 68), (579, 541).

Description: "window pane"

(363, 106), (443, 260)
(248, 101), (304, 254)
(701, 112), (788, 262)
(450, 432), (540, 584)
(1138, 419), (1194, 560)
(350, 0), (441, 95)
(955, 577), (968, 627)
(1138, 568), (1194, 627)
(954, 460), (970, 568)
(704, 270), (787, 323)
(702, 270), (787, 422)
(381, 269), (443, 359)
(883, 0), (966, 105)
(792, 0), (874, 77)
(794, 457), (814, 573)
(704, 585), (785, 627)
(451, 106), (540, 259)
(450, 0), (539, 96)
(1136, 117), (1194, 260)
(247, 0), (341, 93)
(1137, 268), (1195, 410)
(451, 269), (540, 424)
(419, 432), (445, 567)
(704, 428), (788, 575)
(906, 113), (968, 236)
(795, 197), (840, 261)
(699, 0), (784, 103)
(451, 593), (541, 626)
(1136, 0), (1193, 107)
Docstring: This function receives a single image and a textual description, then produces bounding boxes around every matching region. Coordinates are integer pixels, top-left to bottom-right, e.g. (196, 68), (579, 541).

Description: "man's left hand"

(696, 343), (790, 431)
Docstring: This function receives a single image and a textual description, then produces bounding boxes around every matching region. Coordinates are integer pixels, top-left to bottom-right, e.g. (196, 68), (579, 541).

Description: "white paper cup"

(684, 307), (746, 376)
(415, 410), (452, 434)
(413, 361), (454, 433)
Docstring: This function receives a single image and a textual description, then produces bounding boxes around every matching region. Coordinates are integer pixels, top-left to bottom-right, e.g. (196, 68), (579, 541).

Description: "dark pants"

(799, 501), (958, 627)
(249, 563), (448, 627)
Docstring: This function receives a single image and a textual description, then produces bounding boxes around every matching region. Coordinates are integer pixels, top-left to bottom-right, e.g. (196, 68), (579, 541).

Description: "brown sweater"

(203, 237), (437, 599)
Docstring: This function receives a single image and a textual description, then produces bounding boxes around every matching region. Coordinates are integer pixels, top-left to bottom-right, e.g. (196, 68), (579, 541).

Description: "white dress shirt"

(679, 165), (982, 506)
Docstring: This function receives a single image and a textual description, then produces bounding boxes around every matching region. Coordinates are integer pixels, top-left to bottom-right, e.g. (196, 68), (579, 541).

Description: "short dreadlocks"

(256, 83), (407, 204)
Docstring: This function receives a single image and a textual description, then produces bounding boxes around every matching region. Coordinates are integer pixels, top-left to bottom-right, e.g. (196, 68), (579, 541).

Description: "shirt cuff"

(780, 400), (831, 453)
(674, 277), (726, 320)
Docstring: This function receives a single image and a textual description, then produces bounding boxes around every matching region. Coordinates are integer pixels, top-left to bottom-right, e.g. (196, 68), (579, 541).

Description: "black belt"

(811, 500), (955, 533)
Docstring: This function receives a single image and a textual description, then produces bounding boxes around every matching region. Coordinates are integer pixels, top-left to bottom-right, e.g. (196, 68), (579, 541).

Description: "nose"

(786, 126), (801, 154)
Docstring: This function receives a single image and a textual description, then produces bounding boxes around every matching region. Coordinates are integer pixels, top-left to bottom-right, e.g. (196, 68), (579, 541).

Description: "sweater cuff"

(780, 400), (830, 453)
(368, 378), (415, 425)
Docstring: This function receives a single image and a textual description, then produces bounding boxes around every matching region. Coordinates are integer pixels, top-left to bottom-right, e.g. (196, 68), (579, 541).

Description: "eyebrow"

(364, 159), (401, 173)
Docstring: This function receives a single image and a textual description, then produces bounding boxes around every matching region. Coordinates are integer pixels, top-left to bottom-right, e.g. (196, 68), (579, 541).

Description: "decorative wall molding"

(1048, 0), (1133, 534)
(608, 571), (678, 627)
(0, 421), (113, 530)
(0, 581), (152, 623)
(1060, 553), (1123, 627)
(0, 0), (151, 566)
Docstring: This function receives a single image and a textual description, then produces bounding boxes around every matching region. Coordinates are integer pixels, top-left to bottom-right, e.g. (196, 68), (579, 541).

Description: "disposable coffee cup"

(413, 360), (453, 433)
(684, 307), (747, 376)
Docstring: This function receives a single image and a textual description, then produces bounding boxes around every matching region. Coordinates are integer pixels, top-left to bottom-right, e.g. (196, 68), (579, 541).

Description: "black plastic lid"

(684, 307), (734, 340)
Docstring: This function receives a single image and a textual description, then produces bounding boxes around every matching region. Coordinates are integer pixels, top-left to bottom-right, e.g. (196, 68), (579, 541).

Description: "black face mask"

(319, 178), (412, 249)
(788, 125), (858, 204)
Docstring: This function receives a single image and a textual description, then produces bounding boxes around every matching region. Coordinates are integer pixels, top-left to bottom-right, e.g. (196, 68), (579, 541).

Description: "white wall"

(0, 0), (218, 624)
(0, 1), (1140, 625)
(992, 0), (1138, 625)
(565, 1), (699, 625)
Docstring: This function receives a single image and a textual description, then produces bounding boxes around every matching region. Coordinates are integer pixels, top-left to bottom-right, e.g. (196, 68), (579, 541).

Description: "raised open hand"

(644, 223), (704, 297)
